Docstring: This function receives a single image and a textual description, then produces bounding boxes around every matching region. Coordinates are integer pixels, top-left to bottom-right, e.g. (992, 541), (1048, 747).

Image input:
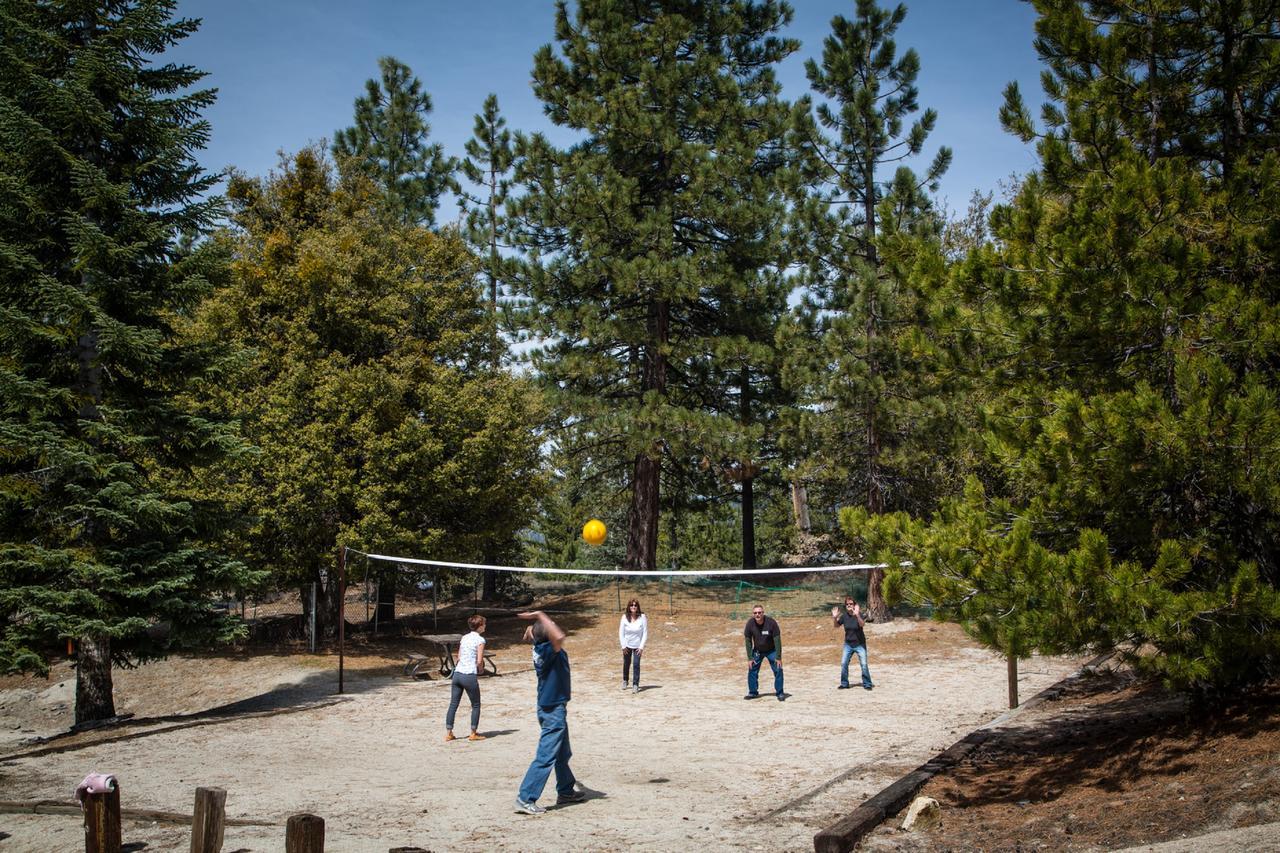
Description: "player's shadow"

(635, 684), (661, 693)
(475, 728), (518, 739)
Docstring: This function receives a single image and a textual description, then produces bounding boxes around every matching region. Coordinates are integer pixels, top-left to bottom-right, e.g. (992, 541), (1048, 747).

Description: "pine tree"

(460, 94), (520, 599)
(876, 0), (1280, 693)
(787, 0), (951, 617)
(0, 0), (261, 724)
(460, 93), (516, 333)
(511, 0), (800, 569)
(333, 56), (457, 227)
(183, 148), (545, 634)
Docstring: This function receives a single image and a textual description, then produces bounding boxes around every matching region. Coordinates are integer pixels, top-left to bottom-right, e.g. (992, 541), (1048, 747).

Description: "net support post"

(1007, 654), (1018, 708)
(337, 546), (346, 696)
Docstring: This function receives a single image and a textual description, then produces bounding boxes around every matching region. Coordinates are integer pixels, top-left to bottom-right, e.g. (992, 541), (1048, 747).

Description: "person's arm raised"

(518, 610), (566, 653)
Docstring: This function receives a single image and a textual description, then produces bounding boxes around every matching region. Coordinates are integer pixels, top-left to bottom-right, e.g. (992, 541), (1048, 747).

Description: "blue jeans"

(748, 650), (783, 696)
(518, 703), (577, 803)
(841, 643), (872, 688)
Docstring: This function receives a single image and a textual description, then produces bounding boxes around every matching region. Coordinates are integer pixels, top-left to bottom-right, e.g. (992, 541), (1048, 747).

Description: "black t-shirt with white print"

(744, 616), (781, 654)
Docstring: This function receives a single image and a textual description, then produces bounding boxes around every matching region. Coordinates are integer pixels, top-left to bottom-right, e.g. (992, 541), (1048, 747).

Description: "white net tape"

(351, 549), (887, 576)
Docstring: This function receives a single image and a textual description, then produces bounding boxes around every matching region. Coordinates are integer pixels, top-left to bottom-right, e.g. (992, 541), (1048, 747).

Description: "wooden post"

(338, 546), (346, 695)
(189, 787), (226, 853)
(81, 786), (121, 853)
(285, 813), (324, 853)
(1007, 654), (1019, 708)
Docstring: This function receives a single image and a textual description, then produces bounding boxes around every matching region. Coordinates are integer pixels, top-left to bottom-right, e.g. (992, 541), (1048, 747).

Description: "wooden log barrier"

(189, 787), (226, 853)
(285, 813), (325, 853)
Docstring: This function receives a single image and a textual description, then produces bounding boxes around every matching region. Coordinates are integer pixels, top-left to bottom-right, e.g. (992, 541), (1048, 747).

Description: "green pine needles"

(844, 0), (1280, 695)
(0, 0), (263, 723)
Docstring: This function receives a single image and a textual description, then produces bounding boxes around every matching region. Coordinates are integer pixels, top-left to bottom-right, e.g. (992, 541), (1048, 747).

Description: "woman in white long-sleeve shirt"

(618, 598), (648, 693)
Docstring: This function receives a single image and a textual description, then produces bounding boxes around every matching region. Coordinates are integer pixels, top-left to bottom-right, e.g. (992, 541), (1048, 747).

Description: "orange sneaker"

(444, 732), (456, 742)
(468, 733), (487, 741)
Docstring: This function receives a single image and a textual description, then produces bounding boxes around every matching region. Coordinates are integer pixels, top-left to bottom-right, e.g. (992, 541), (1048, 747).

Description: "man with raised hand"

(743, 604), (785, 701)
(514, 610), (585, 815)
(832, 596), (874, 690)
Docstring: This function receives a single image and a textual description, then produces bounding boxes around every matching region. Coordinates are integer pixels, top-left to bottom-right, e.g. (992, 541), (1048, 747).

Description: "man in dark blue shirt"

(832, 596), (874, 690)
(515, 610), (584, 815)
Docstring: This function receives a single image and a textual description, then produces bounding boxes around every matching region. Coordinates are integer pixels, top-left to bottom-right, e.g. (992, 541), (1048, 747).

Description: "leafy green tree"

(511, 0), (800, 569)
(0, 0), (261, 724)
(184, 148), (544, 634)
(864, 0), (1280, 693)
(333, 56), (457, 227)
(786, 0), (952, 617)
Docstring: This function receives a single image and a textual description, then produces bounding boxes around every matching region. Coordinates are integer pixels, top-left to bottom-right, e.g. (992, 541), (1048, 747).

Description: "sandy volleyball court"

(0, 604), (1085, 852)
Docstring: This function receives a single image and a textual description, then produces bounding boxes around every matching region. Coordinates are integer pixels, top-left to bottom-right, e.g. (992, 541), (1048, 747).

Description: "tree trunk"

(863, 166), (891, 622)
(625, 451), (661, 570)
(625, 298), (668, 571)
(74, 317), (117, 723)
(375, 572), (396, 624)
(738, 366), (756, 570)
(306, 559), (344, 640)
(75, 634), (116, 726)
(790, 479), (810, 532)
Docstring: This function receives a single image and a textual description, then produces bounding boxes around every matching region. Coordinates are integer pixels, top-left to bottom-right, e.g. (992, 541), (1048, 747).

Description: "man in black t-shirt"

(743, 605), (785, 700)
(832, 596), (874, 690)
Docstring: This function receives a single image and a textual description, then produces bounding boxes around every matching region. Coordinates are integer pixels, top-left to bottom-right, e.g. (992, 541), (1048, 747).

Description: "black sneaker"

(556, 788), (587, 805)
(864, 684), (874, 690)
(743, 692), (760, 700)
(777, 693), (786, 701)
(838, 684), (851, 689)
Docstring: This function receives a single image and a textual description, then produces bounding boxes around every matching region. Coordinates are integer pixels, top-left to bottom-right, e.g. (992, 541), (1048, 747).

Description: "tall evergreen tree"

(460, 93), (516, 332)
(0, 0), (260, 724)
(460, 94), (520, 599)
(511, 0), (800, 569)
(787, 0), (951, 617)
(333, 56), (457, 227)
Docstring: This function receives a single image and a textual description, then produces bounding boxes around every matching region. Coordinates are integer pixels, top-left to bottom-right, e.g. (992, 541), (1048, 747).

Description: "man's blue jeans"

(748, 650), (783, 696)
(518, 703), (577, 803)
(841, 643), (872, 688)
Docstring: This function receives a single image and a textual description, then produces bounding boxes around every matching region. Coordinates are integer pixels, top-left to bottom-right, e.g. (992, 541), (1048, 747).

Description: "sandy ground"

(0, 609), (1085, 852)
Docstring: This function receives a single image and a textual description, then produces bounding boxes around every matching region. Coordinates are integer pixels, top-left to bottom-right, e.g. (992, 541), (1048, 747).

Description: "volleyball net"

(345, 549), (885, 628)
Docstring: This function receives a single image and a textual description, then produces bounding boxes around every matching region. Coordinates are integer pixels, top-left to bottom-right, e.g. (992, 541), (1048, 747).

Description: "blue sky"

(170, 0), (1046, 217)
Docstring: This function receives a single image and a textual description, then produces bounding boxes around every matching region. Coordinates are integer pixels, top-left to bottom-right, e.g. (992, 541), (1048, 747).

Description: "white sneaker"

(514, 798), (545, 815)
(632, 684), (640, 693)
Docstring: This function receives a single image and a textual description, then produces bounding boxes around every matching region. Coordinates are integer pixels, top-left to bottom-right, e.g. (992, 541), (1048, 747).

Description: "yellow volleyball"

(582, 518), (607, 546)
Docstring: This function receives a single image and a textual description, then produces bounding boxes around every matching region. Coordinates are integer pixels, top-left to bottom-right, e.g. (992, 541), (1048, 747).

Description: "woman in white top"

(445, 614), (487, 742)
(618, 598), (648, 693)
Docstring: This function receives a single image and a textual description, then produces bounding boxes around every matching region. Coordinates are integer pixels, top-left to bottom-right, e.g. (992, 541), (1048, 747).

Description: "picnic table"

(404, 633), (498, 679)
